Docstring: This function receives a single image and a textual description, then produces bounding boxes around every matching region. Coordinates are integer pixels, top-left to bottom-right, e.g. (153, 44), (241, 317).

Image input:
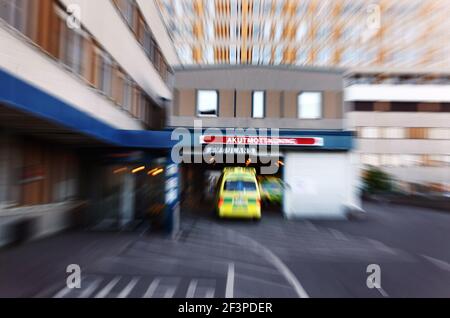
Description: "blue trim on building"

(0, 68), (353, 151)
(0, 68), (176, 149)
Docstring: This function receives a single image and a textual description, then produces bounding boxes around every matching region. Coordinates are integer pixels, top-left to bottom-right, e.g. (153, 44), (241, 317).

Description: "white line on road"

(117, 277), (139, 298)
(80, 278), (103, 298)
(222, 227), (310, 298)
(377, 287), (389, 298)
(143, 278), (160, 298)
(205, 288), (215, 298)
(422, 255), (450, 272)
(225, 262), (235, 298)
(53, 286), (72, 299)
(95, 276), (121, 298)
(186, 280), (198, 298)
(164, 287), (177, 298)
(329, 229), (348, 241)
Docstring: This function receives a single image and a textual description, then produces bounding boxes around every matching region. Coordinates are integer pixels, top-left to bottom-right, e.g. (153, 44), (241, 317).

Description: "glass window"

(121, 77), (132, 111)
(361, 127), (380, 139)
(98, 56), (113, 97)
(298, 92), (322, 119)
(0, 0), (27, 33)
(428, 128), (450, 140)
(361, 154), (380, 167)
(63, 28), (84, 75)
(383, 127), (406, 139)
(224, 181), (257, 192)
(252, 91), (265, 118)
(197, 90), (218, 117)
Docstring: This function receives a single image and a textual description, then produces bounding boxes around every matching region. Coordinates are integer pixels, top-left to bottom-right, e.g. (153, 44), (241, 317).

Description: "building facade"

(171, 65), (360, 219)
(157, 0), (450, 70)
(345, 71), (450, 194)
(0, 0), (179, 244)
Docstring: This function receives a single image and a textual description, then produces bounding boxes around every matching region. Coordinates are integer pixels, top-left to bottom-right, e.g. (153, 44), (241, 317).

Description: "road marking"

(140, 224), (150, 237)
(225, 262), (235, 298)
(79, 278), (102, 298)
(377, 287), (389, 298)
(163, 286), (176, 298)
(117, 277), (139, 298)
(143, 278), (160, 298)
(53, 286), (73, 299)
(53, 276), (100, 298)
(186, 280), (198, 298)
(329, 229), (348, 241)
(422, 255), (450, 272)
(95, 276), (121, 298)
(205, 288), (215, 298)
(222, 227), (309, 298)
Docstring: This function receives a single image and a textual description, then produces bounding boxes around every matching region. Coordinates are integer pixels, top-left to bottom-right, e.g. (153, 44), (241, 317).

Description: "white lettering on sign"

(201, 136), (323, 147)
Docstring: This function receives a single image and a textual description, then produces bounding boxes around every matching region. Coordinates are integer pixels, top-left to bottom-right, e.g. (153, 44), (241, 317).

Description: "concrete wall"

(171, 66), (346, 130)
(0, 201), (85, 248)
(348, 111), (450, 185)
(0, 23), (142, 130)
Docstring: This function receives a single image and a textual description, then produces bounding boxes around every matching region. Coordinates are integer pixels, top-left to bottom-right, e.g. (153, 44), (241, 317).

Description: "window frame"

(196, 90), (219, 117)
(297, 91), (323, 119)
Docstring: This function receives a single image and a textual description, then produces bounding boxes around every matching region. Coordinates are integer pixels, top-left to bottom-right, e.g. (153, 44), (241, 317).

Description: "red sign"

(200, 135), (324, 147)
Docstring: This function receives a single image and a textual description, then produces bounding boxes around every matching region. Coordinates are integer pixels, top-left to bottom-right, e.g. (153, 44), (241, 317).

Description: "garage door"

(283, 152), (351, 219)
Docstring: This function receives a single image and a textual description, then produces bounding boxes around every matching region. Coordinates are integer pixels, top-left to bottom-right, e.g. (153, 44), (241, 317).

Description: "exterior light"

(151, 168), (164, 176)
(113, 167), (128, 174)
(132, 166), (145, 174)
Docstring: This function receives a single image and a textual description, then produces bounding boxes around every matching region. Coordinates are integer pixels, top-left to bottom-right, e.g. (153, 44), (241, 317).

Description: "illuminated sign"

(200, 135), (324, 147)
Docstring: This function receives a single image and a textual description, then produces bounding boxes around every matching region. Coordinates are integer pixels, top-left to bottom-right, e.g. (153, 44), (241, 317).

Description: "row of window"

(354, 101), (450, 113)
(112, 0), (173, 84)
(361, 154), (450, 168)
(196, 90), (323, 119)
(346, 74), (450, 86)
(0, 0), (164, 129)
(356, 127), (450, 140)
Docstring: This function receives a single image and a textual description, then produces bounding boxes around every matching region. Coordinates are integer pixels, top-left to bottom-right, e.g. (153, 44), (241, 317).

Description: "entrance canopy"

(0, 68), (353, 152)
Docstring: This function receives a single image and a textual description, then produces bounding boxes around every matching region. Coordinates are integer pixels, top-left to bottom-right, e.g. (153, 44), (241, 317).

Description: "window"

(197, 90), (218, 117)
(361, 154), (380, 167)
(407, 127), (428, 139)
(98, 55), (113, 97)
(252, 91), (265, 118)
(298, 92), (322, 119)
(122, 77), (133, 111)
(360, 127), (380, 139)
(62, 27), (84, 75)
(224, 181), (257, 192)
(428, 128), (450, 140)
(0, 0), (28, 33)
(383, 127), (406, 139)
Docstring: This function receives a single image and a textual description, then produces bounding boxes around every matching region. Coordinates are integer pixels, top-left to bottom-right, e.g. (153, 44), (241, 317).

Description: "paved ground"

(1, 202), (450, 298)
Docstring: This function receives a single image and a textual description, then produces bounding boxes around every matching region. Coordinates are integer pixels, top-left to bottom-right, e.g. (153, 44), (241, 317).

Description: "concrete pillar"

(0, 132), (19, 207)
(0, 132), (8, 204)
(119, 172), (135, 228)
